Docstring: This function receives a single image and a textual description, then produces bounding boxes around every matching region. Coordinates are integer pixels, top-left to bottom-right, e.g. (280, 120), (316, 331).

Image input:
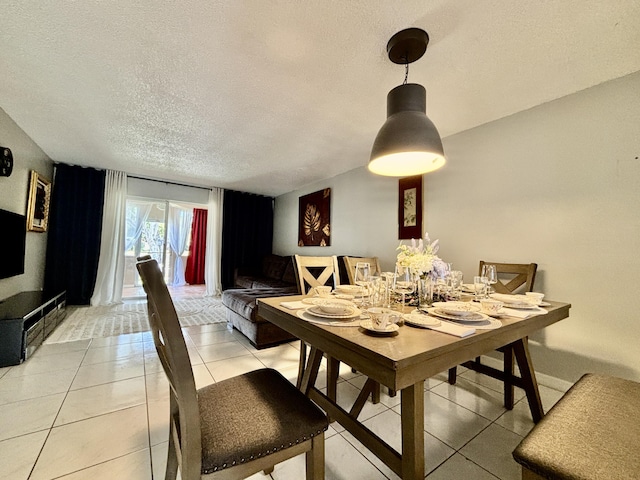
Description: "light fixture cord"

(403, 56), (409, 85)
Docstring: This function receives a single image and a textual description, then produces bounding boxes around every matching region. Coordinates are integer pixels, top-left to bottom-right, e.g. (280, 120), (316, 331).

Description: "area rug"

(47, 296), (227, 343)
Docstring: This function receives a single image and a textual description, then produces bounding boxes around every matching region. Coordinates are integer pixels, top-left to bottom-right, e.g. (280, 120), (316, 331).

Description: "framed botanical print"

(298, 188), (331, 246)
(398, 175), (422, 239)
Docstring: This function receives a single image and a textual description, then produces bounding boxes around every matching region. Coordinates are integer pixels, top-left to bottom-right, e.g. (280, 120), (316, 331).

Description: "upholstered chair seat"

(198, 369), (328, 474)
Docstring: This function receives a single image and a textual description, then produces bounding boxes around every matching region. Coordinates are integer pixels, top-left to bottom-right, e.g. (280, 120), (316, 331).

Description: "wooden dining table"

(257, 296), (571, 480)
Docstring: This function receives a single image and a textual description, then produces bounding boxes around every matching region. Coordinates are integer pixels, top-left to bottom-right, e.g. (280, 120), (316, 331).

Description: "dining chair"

(342, 256), (382, 284)
(293, 255), (341, 294)
(292, 255), (350, 404)
(479, 261), (537, 294)
(136, 257), (328, 480)
(448, 261), (538, 410)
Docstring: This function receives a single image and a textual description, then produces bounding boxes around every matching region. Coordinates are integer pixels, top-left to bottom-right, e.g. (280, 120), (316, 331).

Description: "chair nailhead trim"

(205, 429), (328, 474)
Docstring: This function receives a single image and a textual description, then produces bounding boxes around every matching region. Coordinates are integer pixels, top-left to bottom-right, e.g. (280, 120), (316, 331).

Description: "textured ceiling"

(1, 1), (639, 196)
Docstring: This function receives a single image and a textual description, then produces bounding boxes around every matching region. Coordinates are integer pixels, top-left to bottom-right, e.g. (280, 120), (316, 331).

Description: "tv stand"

(0, 291), (66, 367)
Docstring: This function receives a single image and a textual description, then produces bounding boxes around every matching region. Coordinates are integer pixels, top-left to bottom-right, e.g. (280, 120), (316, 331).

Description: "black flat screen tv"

(0, 209), (27, 279)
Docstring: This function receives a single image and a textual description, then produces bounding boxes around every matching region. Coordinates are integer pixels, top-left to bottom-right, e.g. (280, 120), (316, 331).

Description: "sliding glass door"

(123, 198), (194, 297)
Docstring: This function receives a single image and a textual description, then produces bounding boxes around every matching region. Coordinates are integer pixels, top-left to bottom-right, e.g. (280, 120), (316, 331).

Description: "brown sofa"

(222, 254), (299, 349)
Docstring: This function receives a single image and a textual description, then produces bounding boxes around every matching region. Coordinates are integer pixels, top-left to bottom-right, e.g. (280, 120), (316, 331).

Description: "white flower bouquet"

(396, 232), (448, 278)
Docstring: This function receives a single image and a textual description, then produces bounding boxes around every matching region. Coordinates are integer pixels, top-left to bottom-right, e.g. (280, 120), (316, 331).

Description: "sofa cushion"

(234, 275), (255, 289)
(262, 254), (288, 281)
(281, 258), (297, 286)
(252, 279), (294, 289)
(222, 287), (297, 322)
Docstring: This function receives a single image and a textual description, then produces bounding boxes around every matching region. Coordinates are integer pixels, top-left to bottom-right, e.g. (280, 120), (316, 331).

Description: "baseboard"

(479, 355), (573, 393)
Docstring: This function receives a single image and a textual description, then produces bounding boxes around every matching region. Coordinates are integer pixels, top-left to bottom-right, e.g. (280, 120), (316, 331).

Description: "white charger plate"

(306, 305), (361, 319)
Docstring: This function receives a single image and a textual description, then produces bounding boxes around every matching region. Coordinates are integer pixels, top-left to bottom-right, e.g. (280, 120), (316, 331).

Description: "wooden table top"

(258, 296), (571, 391)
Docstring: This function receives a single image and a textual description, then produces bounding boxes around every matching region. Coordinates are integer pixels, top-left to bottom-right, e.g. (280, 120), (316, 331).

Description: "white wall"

(273, 167), (403, 272)
(274, 71), (640, 383)
(0, 108), (53, 299)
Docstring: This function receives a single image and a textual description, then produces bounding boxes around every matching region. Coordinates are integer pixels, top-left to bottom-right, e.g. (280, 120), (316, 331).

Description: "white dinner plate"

(431, 301), (480, 317)
(302, 297), (355, 308)
(403, 313), (441, 328)
(489, 293), (539, 309)
(296, 309), (361, 327)
(334, 285), (364, 295)
(359, 319), (399, 334)
(306, 305), (361, 319)
(426, 308), (490, 323)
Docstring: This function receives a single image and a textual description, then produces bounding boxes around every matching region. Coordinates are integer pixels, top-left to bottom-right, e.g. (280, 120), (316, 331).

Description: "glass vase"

(417, 275), (434, 308)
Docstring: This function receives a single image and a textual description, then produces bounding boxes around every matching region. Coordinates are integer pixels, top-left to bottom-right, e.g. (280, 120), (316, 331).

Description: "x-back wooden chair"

(448, 261), (538, 410)
(292, 255), (351, 403)
(136, 257), (328, 480)
(342, 256), (382, 284)
(293, 255), (341, 295)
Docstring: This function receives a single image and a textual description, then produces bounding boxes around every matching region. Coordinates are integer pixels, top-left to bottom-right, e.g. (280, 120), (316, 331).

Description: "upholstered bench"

(222, 287), (298, 349)
(512, 373), (640, 479)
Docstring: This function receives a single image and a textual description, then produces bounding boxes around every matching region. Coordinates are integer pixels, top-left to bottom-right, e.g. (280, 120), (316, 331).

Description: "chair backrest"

(293, 255), (341, 294)
(479, 261), (537, 294)
(342, 256), (382, 284)
(136, 257), (202, 478)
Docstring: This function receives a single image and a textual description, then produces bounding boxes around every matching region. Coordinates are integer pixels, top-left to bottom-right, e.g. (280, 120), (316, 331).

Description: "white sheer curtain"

(167, 204), (193, 286)
(91, 170), (127, 306)
(125, 200), (152, 252)
(205, 188), (224, 296)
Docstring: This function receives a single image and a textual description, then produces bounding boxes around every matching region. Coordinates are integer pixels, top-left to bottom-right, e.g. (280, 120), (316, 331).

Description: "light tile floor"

(0, 322), (567, 480)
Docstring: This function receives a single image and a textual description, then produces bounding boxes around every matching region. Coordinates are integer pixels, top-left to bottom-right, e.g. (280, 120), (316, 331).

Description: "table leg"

(327, 356), (339, 402)
(512, 337), (544, 423)
(297, 341), (307, 389)
(401, 381), (425, 480)
(503, 345), (515, 410)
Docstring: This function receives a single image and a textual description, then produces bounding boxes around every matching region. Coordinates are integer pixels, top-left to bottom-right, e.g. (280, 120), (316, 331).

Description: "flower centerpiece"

(396, 232), (447, 278)
(396, 232), (448, 306)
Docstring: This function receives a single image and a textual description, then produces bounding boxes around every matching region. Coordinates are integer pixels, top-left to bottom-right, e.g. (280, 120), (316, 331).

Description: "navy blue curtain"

(221, 190), (274, 290)
(44, 164), (106, 305)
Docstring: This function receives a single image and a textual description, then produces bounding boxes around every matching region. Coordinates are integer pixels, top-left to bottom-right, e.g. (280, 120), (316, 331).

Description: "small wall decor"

(1, 146), (13, 177)
(398, 175), (422, 239)
(298, 188), (331, 246)
(26, 170), (51, 232)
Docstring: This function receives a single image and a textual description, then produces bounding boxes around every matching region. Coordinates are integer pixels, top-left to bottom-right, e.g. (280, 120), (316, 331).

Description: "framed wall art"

(26, 170), (52, 232)
(398, 175), (422, 239)
(298, 188), (331, 246)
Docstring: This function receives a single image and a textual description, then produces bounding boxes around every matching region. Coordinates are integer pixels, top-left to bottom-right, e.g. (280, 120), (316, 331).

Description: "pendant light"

(368, 28), (446, 177)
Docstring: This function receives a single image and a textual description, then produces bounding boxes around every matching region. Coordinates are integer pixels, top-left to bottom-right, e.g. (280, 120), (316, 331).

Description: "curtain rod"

(127, 175), (213, 191)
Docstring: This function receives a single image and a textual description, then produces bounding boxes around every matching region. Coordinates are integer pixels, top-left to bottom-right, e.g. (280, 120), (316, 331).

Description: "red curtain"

(185, 208), (207, 285)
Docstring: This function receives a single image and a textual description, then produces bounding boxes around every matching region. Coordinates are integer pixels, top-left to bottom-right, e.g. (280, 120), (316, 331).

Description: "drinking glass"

(393, 266), (415, 311)
(482, 264), (497, 297)
(448, 270), (464, 300)
(354, 262), (371, 307)
(473, 275), (488, 301)
(369, 274), (381, 306)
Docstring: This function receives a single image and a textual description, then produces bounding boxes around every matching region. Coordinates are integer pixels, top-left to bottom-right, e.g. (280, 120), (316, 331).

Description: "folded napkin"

(429, 322), (476, 337)
(280, 300), (307, 310)
(501, 306), (547, 319)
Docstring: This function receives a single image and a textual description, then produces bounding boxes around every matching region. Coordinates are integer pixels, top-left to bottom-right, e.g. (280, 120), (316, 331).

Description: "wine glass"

(482, 264), (497, 297)
(354, 262), (371, 307)
(380, 271), (394, 308)
(393, 266), (415, 311)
